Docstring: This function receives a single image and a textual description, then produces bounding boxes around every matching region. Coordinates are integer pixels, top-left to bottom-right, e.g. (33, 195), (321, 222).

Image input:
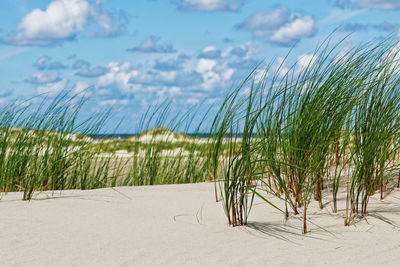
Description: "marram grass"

(2, 36), (400, 235)
(210, 36), (400, 233)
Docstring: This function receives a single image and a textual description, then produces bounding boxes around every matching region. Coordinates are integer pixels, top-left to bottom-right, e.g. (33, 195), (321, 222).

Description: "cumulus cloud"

(237, 8), (317, 46)
(297, 54), (318, 70)
(37, 79), (68, 94)
(88, 0), (127, 38)
(153, 59), (181, 71)
(72, 81), (91, 95)
(72, 59), (90, 69)
(269, 17), (316, 45)
(33, 56), (66, 70)
(336, 0), (400, 9)
(175, 0), (241, 11)
(3, 0), (90, 45)
(126, 35), (177, 53)
(153, 54), (190, 71)
(93, 41), (254, 105)
(97, 62), (135, 92)
(129, 70), (203, 87)
(25, 72), (61, 84)
(230, 46), (248, 57)
(373, 21), (399, 31)
(222, 42), (254, 59)
(238, 8), (290, 32)
(98, 99), (130, 107)
(195, 58), (234, 90)
(0, 90), (13, 105)
(227, 58), (258, 70)
(196, 58), (217, 73)
(96, 59), (205, 99)
(198, 46), (221, 59)
(267, 53), (318, 79)
(2, 0), (126, 46)
(355, 0), (400, 9)
(75, 66), (108, 77)
(0, 90), (13, 98)
(341, 21), (398, 32)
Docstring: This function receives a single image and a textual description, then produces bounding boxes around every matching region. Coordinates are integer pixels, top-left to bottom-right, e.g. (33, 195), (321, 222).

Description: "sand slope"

(1, 183), (400, 266)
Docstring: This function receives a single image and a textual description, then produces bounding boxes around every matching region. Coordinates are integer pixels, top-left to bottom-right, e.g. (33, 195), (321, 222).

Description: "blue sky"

(0, 0), (399, 132)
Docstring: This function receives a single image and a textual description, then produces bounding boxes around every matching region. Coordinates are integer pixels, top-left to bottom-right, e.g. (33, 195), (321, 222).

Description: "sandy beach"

(2, 182), (400, 267)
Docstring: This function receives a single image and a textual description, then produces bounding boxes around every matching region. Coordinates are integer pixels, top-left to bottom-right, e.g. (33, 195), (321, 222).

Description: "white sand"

(1, 183), (400, 266)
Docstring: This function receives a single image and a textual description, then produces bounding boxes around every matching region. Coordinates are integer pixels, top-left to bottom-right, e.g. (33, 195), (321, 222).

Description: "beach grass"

(209, 35), (400, 233)
(2, 36), (400, 235)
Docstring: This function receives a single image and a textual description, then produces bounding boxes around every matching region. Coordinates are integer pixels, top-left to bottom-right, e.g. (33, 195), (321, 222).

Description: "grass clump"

(3, 34), (400, 237)
(210, 36), (400, 233)
(0, 93), (110, 199)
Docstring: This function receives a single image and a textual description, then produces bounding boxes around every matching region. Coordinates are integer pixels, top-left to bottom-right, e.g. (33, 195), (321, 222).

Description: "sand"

(1, 183), (400, 267)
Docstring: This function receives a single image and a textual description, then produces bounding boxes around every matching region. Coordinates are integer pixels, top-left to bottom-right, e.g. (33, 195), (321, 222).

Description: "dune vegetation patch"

(2, 36), (400, 235)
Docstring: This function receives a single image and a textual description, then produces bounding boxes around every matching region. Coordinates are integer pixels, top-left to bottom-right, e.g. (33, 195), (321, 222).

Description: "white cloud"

(98, 99), (129, 107)
(156, 86), (182, 99)
(270, 16), (316, 45)
(195, 58), (234, 90)
(0, 90), (13, 105)
(25, 72), (61, 84)
(335, 0), (400, 9)
(177, 0), (239, 11)
(2, 0), (125, 45)
(273, 54), (318, 78)
(275, 57), (291, 78)
(96, 60), (204, 99)
(187, 98), (200, 104)
(238, 8), (317, 46)
(97, 62), (135, 92)
(75, 66), (108, 77)
(355, 0), (400, 9)
(221, 68), (235, 80)
(95, 40), (253, 102)
(320, 8), (364, 25)
(33, 56), (65, 70)
(196, 58), (217, 73)
(4, 0), (90, 45)
(73, 81), (90, 95)
(239, 8), (290, 32)
(127, 35), (177, 53)
(198, 45), (221, 59)
(37, 79), (68, 94)
(297, 54), (318, 70)
(203, 46), (217, 53)
(88, 0), (126, 37)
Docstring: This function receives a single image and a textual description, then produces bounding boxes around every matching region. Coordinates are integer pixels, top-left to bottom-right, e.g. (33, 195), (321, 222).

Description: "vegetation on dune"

(0, 95), (213, 199)
(135, 127), (191, 140)
(89, 140), (209, 154)
(2, 35), (400, 234)
(210, 36), (400, 233)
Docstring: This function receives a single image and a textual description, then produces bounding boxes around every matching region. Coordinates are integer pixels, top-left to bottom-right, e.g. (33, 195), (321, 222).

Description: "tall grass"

(2, 35), (400, 235)
(210, 36), (400, 233)
(0, 93), (212, 200)
(0, 92), (111, 199)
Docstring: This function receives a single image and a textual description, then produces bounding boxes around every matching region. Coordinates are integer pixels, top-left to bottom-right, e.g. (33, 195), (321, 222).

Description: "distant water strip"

(89, 133), (212, 140)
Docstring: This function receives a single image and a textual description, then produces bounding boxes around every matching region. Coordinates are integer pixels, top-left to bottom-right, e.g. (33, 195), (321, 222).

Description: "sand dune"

(1, 183), (400, 266)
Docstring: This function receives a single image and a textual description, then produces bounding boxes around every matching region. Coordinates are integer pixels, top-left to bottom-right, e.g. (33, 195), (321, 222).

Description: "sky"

(0, 0), (399, 132)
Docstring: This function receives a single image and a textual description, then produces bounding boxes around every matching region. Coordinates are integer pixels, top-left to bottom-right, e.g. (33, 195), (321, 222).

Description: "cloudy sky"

(0, 0), (399, 131)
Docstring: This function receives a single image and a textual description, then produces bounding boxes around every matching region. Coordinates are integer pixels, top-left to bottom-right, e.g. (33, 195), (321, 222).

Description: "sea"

(89, 133), (211, 140)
